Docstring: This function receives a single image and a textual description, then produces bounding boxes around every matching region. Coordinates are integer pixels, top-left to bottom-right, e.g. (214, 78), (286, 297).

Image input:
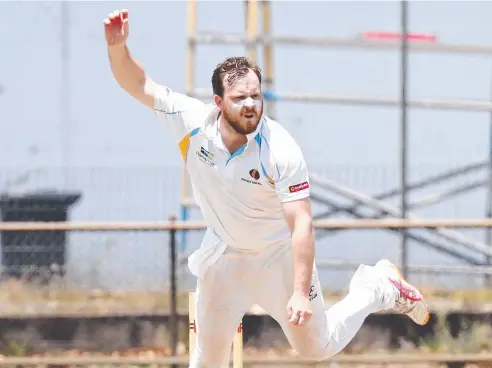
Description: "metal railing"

(4, 217), (492, 231)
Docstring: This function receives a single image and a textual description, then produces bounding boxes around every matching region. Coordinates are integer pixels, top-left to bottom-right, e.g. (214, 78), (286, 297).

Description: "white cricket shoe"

(375, 259), (430, 326)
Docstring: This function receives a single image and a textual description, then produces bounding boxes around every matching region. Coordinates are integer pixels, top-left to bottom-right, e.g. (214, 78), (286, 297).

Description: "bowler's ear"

(214, 95), (222, 107)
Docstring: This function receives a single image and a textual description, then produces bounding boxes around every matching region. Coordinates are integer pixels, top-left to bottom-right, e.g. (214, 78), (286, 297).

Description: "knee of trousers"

(192, 347), (228, 368)
(294, 340), (340, 361)
(191, 335), (231, 368)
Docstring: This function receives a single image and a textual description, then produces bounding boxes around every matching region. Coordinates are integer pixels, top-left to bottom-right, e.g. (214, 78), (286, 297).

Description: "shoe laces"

(389, 278), (420, 313)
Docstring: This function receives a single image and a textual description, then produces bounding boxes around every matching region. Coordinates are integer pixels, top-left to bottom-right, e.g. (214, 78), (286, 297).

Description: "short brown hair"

(211, 56), (262, 97)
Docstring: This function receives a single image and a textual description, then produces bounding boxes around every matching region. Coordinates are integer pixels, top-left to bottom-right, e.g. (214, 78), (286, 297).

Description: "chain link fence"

(0, 163), (491, 293)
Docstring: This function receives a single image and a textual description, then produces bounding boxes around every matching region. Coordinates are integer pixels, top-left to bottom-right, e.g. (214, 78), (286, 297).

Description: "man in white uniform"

(104, 9), (429, 367)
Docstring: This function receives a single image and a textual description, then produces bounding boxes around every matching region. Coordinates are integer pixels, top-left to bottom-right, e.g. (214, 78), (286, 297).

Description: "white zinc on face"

(231, 96), (262, 111)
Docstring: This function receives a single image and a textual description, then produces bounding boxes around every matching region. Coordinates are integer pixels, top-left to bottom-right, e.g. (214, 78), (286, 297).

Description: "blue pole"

(179, 204), (188, 253)
(263, 90), (279, 101)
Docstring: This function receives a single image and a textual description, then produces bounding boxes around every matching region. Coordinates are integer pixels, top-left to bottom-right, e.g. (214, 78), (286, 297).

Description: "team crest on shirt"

(249, 169), (260, 180)
(196, 146), (215, 167)
(240, 169), (262, 185)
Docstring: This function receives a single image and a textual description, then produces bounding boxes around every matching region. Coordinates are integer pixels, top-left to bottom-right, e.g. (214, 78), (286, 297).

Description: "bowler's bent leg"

(257, 249), (396, 361)
(190, 249), (254, 368)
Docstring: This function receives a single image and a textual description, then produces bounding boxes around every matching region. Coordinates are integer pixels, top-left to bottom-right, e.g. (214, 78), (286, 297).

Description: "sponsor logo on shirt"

(289, 181), (309, 193)
(196, 146), (215, 166)
(200, 147), (214, 159)
(309, 285), (318, 301)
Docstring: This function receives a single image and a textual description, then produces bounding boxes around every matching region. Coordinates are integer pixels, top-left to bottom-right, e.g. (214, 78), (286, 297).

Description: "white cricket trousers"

(189, 244), (396, 367)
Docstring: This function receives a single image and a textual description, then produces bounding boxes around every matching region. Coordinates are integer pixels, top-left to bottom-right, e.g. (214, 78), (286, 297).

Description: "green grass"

(0, 277), (491, 317)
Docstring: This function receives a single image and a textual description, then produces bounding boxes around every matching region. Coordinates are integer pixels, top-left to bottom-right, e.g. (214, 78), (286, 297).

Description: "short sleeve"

(273, 140), (311, 203)
(153, 84), (205, 143)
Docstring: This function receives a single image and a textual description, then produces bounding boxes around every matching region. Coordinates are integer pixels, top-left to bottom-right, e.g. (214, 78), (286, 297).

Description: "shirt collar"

(245, 115), (264, 142)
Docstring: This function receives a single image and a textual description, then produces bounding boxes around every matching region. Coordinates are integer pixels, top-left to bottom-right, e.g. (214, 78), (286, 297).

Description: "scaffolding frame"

(181, 0), (492, 282)
(180, 0), (275, 252)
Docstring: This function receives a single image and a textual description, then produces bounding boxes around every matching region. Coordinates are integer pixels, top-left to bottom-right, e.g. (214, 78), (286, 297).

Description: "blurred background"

(2, 0), (492, 366)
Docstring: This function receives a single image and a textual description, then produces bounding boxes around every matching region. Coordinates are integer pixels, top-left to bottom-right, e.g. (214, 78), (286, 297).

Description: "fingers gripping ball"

(103, 9), (130, 46)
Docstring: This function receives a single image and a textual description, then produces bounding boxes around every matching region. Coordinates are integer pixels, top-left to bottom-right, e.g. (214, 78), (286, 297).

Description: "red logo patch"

(289, 181), (309, 193)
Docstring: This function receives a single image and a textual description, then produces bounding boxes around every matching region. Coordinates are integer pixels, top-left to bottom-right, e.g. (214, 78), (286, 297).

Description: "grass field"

(0, 277), (491, 317)
(0, 278), (492, 363)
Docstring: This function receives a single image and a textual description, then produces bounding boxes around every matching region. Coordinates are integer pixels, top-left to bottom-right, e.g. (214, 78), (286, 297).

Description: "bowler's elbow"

(130, 76), (157, 109)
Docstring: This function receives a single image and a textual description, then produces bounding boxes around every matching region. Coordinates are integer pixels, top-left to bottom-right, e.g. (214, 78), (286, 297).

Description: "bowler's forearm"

(291, 219), (315, 297)
(108, 44), (152, 104)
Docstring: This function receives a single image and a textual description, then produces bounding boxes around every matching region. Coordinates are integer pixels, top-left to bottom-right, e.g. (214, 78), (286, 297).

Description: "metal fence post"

(399, 0), (409, 279)
(168, 214), (178, 367)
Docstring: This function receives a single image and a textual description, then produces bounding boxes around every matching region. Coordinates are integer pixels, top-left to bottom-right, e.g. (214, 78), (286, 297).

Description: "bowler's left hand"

(287, 292), (312, 326)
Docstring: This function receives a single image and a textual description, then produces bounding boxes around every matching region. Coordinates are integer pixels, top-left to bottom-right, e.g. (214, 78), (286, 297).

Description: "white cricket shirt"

(153, 86), (310, 276)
